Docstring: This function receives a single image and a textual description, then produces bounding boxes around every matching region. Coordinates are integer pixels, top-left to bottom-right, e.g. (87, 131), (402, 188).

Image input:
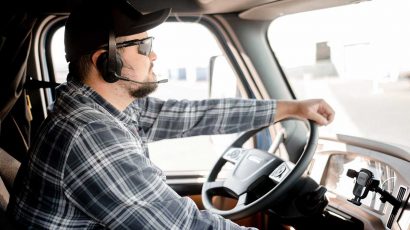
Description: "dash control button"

(269, 162), (290, 183)
(224, 149), (243, 163)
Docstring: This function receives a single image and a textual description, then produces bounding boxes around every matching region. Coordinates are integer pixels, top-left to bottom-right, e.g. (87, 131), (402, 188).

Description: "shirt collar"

(57, 79), (136, 123)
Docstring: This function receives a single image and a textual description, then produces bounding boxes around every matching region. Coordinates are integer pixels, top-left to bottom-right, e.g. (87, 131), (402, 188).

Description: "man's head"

(64, 0), (170, 99)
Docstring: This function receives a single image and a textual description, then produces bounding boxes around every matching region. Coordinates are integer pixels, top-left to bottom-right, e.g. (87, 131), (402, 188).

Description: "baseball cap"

(64, 0), (171, 62)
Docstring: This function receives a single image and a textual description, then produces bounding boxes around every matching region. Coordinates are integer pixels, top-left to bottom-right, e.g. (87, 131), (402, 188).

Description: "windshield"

(268, 0), (410, 148)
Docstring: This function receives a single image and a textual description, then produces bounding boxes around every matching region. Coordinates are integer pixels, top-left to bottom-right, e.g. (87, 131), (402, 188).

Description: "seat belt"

(24, 79), (60, 90)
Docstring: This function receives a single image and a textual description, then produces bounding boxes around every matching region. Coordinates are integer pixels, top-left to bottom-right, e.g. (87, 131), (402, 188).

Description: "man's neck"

(83, 79), (133, 112)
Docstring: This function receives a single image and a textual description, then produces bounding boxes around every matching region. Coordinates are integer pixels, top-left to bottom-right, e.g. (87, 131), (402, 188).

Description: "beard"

(129, 65), (158, 98)
(129, 82), (158, 98)
(121, 62), (158, 98)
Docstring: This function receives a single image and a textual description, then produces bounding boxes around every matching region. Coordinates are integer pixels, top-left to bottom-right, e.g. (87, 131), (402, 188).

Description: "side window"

(148, 23), (244, 172)
(51, 27), (67, 83)
(50, 22), (244, 172)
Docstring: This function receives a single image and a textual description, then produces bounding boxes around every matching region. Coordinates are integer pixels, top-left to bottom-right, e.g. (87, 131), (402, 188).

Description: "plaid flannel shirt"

(9, 79), (276, 229)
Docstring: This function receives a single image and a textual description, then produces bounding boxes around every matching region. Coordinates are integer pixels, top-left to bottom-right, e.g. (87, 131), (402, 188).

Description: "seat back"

(0, 146), (21, 229)
(0, 177), (9, 211)
(0, 178), (14, 229)
(0, 147), (21, 210)
(1, 5), (38, 228)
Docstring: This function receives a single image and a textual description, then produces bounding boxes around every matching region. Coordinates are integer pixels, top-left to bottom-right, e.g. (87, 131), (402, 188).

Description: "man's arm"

(63, 121), (255, 229)
(133, 97), (335, 142)
(133, 97), (276, 141)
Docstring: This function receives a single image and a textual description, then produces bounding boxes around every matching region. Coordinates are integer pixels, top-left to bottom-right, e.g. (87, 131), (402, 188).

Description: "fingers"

(309, 110), (330, 126)
(296, 99), (335, 126)
(321, 100), (335, 124)
(312, 99), (335, 126)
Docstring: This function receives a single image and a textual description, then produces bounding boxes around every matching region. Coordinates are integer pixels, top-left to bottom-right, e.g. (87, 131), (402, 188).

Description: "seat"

(0, 177), (14, 229)
(0, 176), (8, 212)
(1, 7), (36, 228)
(0, 147), (21, 229)
(0, 147), (21, 209)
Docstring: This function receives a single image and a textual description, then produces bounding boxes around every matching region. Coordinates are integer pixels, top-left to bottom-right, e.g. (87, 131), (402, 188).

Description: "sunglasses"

(116, 37), (154, 56)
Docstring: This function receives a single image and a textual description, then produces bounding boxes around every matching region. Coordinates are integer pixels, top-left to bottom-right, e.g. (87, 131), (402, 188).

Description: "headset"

(96, 30), (168, 85)
(96, 31), (123, 83)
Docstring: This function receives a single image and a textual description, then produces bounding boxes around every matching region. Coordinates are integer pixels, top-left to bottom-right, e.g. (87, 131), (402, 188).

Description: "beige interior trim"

(0, 148), (21, 190)
(0, 177), (9, 211)
(239, 0), (368, 20)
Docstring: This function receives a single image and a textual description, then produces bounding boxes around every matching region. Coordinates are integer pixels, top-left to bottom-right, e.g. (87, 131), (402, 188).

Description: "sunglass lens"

(138, 38), (152, 56)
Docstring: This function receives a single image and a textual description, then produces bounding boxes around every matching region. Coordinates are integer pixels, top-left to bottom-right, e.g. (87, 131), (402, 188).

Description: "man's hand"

(275, 99), (335, 126)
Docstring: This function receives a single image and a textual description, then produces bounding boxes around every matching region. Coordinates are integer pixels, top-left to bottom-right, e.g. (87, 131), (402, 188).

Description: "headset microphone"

(113, 73), (168, 85)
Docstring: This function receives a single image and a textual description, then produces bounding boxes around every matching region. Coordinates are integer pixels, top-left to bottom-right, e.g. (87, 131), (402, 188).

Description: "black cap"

(64, 0), (171, 62)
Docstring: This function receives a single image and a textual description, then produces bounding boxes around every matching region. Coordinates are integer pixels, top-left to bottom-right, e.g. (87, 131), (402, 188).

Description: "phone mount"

(346, 168), (402, 212)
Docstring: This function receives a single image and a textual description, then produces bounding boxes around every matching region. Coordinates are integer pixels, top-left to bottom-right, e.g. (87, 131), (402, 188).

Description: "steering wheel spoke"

(202, 120), (318, 220)
(235, 193), (249, 209)
(203, 180), (225, 191)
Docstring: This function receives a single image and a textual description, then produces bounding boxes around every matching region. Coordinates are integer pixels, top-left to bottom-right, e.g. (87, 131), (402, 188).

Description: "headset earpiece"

(96, 51), (123, 83)
(96, 30), (123, 83)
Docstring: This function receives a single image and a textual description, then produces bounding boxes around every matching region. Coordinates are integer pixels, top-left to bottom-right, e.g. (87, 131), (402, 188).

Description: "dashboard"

(309, 135), (410, 230)
(323, 153), (397, 213)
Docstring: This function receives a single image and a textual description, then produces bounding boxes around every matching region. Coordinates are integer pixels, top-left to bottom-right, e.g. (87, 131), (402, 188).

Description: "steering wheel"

(201, 119), (318, 220)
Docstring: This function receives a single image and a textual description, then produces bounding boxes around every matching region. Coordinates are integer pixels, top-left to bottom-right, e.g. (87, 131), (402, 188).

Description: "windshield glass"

(268, 0), (410, 148)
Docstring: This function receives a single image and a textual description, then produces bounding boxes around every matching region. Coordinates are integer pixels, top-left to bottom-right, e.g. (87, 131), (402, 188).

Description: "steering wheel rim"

(201, 119), (318, 220)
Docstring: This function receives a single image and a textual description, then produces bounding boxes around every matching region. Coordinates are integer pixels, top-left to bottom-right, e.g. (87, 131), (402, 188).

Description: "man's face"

(118, 32), (158, 98)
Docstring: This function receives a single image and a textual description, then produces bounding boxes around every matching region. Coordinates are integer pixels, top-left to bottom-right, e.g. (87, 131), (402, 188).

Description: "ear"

(91, 50), (107, 66)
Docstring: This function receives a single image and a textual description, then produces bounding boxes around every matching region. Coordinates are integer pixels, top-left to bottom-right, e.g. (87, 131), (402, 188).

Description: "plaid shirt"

(10, 80), (275, 229)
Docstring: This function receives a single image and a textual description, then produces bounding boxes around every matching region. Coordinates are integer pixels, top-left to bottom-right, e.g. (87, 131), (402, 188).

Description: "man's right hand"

(275, 99), (335, 126)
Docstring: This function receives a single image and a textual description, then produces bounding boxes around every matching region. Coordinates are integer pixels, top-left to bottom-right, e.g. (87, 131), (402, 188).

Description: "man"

(9, 0), (335, 229)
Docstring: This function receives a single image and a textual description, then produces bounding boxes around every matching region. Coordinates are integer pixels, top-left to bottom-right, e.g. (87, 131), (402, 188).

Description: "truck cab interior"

(1, 0), (409, 229)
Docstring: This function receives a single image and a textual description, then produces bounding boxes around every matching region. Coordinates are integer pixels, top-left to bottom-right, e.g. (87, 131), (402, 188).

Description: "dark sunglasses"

(116, 37), (154, 56)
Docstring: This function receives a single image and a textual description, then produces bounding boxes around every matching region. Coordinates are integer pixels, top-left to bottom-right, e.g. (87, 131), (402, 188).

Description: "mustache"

(122, 62), (154, 71)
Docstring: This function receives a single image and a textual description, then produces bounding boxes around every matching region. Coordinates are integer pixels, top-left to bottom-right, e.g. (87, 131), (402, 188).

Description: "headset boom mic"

(114, 73), (168, 85)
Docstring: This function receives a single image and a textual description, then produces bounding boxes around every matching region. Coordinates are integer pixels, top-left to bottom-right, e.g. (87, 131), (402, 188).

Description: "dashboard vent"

(387, 186), (406, 229)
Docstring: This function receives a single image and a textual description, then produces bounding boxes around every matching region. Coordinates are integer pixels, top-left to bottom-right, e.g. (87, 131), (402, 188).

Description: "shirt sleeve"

(63, 121), (256, 229)
(135, 97), (276, 142)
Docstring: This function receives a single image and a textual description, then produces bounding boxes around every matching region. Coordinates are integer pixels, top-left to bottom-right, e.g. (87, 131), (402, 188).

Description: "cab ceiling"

(18, 0), (367, 20)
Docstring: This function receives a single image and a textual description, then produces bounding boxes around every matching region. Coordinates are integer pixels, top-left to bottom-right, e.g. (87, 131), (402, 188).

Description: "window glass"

(51, 27), (67, 83)
(148, 22), (241, 172)
(268, 0), (410, 148)
(50, 22), (242, 172)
